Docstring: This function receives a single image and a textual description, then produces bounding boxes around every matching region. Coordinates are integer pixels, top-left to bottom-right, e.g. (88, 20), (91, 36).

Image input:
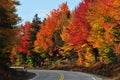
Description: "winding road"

(28, 70), (105, 80)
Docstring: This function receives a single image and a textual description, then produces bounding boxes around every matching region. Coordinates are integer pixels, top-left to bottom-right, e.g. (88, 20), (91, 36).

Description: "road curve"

(28, 70), (104, 80)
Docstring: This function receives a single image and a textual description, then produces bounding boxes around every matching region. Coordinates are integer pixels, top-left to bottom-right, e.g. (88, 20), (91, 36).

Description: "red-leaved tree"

(17, 22), (31, 55)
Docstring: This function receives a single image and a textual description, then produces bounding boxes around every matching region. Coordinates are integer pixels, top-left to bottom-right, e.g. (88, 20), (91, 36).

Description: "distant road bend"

(28, 70), (104, 80)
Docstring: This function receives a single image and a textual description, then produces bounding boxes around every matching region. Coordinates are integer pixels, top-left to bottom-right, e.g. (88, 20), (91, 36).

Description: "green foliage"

(29, 14), (41, 49)
(40, 53), (46, 58)
(52, 30), (64, 47)
(27, 55), (33, 66)
(14, 54), (23, 66)
(10, 48), (23, 66)
(112, 25), (120, 43)
(21, 54), (27, 64)
(105, 47), (117, 64)
(67, 10), (71, 18)
(100, 46), (117, 64)
(34, 46), (46, 54)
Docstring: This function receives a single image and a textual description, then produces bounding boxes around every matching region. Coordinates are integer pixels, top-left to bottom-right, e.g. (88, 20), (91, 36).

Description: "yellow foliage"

(60, 26), (69, 41)
(60, 43), (73, 51)
(34, 46), (43, 53)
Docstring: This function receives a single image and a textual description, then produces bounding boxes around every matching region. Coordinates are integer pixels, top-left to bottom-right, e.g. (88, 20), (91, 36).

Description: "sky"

(17, 0), (82, 24)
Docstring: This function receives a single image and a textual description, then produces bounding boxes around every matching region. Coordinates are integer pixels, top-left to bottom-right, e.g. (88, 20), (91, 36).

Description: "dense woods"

(0, 0), (120, 79)
(2, 0), (118, 69)
(7, 0), (120, 68)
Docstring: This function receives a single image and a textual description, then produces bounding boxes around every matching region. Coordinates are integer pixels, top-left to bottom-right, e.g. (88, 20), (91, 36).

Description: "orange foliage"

(16, 0), (120, 67)
(86, 0), (120, 48)
(34, 25), (54, 50)
(34, 3), (69, 50)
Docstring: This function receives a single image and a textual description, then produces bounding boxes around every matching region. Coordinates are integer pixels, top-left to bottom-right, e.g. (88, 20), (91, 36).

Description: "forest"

(0, 0), (120, 67)
(0, 0), (120, 79)
(10, 0), (120, 67)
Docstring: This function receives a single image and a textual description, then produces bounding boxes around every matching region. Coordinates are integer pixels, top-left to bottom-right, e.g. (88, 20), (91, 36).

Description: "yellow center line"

(59, 72), (64, 80)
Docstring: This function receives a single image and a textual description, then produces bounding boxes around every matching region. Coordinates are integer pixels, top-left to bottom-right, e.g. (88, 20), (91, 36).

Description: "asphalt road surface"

(28, 70), (105, 80)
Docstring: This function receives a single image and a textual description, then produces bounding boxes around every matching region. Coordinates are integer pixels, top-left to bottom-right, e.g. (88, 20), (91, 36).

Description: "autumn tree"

(29, 14), (41, 50)
(34, 3), (71, 65)
(69, 0), (91, 47)
(86, 0), (119, 64)
(0, 0), (21, 67)
(0, 3), (21, 80)
(34, 2), (69, 50)
(17, 14), (42, 66)
(17, 22), (31, 55)
(60, 0), (92, 66)
(17, 22), (32, 66)
(52, 2), (70, 48)
(29, 14), (42, 66)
